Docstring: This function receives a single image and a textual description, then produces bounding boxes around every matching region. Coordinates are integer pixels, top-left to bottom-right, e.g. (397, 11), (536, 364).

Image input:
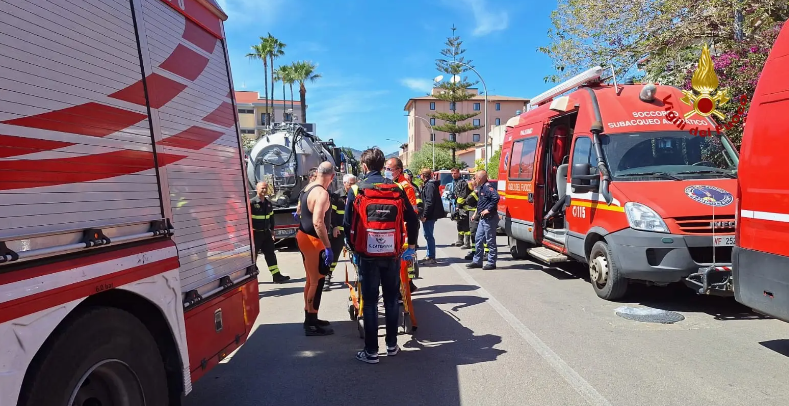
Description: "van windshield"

(439, 173), (470, 186)
(599, 131), (739, 180)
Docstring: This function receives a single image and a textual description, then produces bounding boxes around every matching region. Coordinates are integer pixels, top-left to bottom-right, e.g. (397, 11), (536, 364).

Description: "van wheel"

(589, 241), (628, 300)
(508, 236), (529, 260)
(18, 307), (169, 406)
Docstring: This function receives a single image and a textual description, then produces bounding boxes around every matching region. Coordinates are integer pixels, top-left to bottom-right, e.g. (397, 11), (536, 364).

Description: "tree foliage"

(341, 147), (361, 176)
(429, 27), (480, 161)
(473, 148), (501, 178)
(408, 144), (468, 172)
(538, 0), (788, 146)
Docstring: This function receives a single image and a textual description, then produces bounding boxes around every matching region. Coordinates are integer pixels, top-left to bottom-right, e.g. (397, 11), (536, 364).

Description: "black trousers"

(457, 214), (470, 234)
(254, 230), (280, 274)
(328, 231), (345, 274)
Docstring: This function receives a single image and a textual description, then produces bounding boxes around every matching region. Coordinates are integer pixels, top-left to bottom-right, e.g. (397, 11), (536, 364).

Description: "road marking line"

(440, 249), (613, 406)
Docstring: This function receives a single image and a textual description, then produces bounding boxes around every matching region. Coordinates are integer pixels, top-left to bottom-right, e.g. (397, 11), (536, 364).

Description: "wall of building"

(406, 90), (527, 160)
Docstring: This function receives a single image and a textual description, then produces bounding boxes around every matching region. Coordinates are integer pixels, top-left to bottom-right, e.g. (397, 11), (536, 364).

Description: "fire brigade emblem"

(680, 43), (730, 120)
(684, 185), (733, 207)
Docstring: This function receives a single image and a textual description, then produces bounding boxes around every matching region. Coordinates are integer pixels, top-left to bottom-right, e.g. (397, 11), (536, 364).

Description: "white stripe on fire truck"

(0, 246), (178, 305)
(740, 209), (789, 223)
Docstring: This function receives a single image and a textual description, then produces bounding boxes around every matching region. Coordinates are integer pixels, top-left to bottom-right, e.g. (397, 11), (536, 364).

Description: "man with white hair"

(343, 173), (357, 191)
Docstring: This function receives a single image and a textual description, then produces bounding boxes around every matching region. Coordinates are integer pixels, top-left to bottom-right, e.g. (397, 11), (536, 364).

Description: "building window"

(473, 119), (480, 126)
(473, 134), (480, 142)
(430, 118), (435, 126)
(508, 137), (538, 180)
(449, 133), (456, 142)
(430, 102), (436, 110)
(430, 133), (435, 141)
(495, 103), (501, 111)
(449, 102), (456, 110)
(495, 118), (501, 126)
(284, 112), (293, 122)
(260, 113), (269, 125)
(240, 129), (255, 134)
(238, 108), (254, 114)
(473, 103), (480, 111)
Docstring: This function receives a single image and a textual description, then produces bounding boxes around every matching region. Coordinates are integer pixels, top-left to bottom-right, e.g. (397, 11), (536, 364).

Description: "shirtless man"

(296, 162), (336, 336)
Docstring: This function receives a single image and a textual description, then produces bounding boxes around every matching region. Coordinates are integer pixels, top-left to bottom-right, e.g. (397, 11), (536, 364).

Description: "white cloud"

(216, 0), (287, 25)
(443, 0), (509, 37)
(399, 78), (434, 94)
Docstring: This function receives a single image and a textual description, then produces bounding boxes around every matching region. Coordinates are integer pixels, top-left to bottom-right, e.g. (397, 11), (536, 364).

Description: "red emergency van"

(501, 67), (739, 300)
(733, 21), (789, 321)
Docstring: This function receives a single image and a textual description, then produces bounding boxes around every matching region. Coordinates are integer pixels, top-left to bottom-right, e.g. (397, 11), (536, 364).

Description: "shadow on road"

(759, 340), (789, 357)
(185, 286), (506, 406)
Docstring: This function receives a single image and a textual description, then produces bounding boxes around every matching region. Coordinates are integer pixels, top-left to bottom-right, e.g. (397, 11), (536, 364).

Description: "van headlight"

(624, 202), (668, 233)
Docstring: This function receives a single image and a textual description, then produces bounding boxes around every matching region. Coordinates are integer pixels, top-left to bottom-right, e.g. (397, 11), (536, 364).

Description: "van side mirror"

(571, 163), (599, 193)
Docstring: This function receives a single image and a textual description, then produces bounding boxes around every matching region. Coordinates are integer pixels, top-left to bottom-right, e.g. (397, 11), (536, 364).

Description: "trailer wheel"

(19, 307), (169, 406)
(589, 241), (628, 300)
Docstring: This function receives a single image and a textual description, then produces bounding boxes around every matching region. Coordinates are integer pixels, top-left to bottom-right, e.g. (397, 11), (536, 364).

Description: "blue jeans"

(422, 220), (436, 259)
(473, 215), (498, 265)
(358, 256), (400, 354)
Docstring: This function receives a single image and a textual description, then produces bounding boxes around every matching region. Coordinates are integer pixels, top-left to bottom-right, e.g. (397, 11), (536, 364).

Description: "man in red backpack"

(344, 147), (419, 364)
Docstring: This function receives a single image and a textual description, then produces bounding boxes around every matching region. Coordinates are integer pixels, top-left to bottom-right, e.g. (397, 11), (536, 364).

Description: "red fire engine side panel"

(186, 277), (259, 382)
(738, 23), (789, 256)
(734, 22), (789, 321)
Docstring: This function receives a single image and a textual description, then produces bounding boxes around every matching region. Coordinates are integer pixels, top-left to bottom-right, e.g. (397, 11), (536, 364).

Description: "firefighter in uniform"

(463, 178), (489, 260)
(451, 168), (472, 248)
(251, 181), (291, 283)
(325, 189), (347, 291)
(385, 158), (419, 292)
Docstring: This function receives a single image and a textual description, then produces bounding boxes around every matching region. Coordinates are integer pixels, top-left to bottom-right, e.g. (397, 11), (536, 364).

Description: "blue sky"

(218, 0), (558, 153)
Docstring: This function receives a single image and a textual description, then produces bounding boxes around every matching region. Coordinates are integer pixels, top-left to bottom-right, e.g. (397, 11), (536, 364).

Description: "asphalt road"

(184, 218), (789, 406)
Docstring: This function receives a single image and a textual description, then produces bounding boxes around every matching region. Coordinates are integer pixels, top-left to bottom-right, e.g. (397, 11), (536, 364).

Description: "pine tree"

(429, 26), (482, 163)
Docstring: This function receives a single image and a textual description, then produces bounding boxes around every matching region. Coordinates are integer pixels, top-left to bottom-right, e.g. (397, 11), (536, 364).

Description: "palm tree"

(273, 67), (288, 121)
(282, 65), (296, 119)
(290, 61), (321, 123)
(246, 40), (273, 128)
(262, 34), (285, 123)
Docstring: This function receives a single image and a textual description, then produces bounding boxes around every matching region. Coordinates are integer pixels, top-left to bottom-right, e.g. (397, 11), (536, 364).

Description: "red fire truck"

(500, 67), (739, 300)
(733, 21), (789, 321)
(0, 0), (259, 404)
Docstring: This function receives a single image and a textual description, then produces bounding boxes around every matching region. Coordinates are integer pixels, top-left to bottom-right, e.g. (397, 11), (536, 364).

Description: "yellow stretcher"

(345, 245), (417, 338)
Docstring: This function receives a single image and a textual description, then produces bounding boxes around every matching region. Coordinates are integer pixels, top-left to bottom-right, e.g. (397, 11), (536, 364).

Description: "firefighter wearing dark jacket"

(251, 181), (290, 283)
(463, 178), (489, 260)
(324, 190), (346, 291)
(451, 168), (471, 248)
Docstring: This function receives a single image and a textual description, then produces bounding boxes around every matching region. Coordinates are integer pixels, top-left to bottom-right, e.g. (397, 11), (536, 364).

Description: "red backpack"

(349, 182), (406, 257)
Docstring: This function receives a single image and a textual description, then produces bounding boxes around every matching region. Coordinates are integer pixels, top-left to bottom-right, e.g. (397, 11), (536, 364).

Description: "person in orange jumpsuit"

(385, 157), (419, 293)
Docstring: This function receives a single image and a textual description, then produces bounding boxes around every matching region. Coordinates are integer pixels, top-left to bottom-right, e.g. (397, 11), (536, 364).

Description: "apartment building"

(234, 91), (310, 142)
(403, 88), (529, 163)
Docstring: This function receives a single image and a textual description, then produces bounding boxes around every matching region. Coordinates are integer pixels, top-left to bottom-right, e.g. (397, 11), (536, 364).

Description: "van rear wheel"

(589, 241), (628, 300)
(508, 236), (530, 260)
(18, 307), (169, 406)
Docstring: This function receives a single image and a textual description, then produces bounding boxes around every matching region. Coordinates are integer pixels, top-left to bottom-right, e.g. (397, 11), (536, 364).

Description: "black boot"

(305, 310), (330, 327)
(453, 232), (464, 246)
(409, 279), (418, 293)
(304, 313), (334, 336)
(272, 272), (290, 283)
(464, 251), (474, 260)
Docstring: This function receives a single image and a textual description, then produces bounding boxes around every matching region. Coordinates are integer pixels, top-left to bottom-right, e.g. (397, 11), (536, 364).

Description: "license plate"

(713, 235), (735, 247)
(274, 228), (297, 238)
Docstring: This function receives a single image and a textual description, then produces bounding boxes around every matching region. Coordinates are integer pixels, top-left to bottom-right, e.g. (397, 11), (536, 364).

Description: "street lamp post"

(438, 59), (489, 167)
(409, 115), (436, 170)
